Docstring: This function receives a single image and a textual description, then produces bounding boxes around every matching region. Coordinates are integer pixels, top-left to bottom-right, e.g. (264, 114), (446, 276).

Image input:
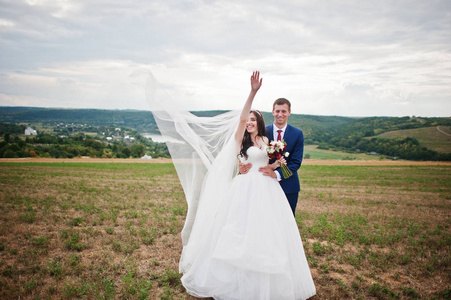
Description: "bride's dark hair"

(240, 110), (266, 159)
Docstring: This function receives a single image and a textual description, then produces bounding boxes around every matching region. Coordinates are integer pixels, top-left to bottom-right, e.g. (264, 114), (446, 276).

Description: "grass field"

(375, 126), (451, 154)
(0, 161), (450, 299)
(304, 145), (382, 160)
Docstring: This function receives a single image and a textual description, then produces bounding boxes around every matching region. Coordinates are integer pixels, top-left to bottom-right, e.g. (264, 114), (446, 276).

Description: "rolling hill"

(375, 126), (451, 153)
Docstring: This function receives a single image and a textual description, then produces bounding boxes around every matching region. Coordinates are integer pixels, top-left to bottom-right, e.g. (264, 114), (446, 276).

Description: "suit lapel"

(284, 124), (291, 142)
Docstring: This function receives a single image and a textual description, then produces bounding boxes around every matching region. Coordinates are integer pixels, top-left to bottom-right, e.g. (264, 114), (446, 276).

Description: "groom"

(240, 98), (304, 216)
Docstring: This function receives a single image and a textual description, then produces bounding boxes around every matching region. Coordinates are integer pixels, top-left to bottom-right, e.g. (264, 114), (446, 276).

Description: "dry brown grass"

(0, 160), (450, 299)
(297, 164), (450, 299)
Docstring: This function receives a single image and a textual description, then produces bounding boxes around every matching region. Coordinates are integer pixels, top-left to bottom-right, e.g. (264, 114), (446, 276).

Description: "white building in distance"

(25, 127), (37, 136)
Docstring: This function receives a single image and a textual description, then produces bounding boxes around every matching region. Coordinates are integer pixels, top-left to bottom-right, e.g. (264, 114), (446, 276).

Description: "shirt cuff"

(275, 170), (282, 181)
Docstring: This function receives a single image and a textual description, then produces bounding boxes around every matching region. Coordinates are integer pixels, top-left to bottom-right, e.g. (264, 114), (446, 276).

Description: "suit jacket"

(266, 123), (304, 194)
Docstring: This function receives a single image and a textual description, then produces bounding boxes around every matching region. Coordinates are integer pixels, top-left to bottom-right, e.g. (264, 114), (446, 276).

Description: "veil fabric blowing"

(144, 71), (241, 272)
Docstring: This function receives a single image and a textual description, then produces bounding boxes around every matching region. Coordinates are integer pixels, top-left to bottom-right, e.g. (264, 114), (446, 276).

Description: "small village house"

(25, 127), (37, 136)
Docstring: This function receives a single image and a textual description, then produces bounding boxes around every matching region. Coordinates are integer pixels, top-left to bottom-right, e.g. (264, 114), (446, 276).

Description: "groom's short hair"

(273, 98), (291, 111)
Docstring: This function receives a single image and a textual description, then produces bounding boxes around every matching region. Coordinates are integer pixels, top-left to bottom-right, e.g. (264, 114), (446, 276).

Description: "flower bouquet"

(267, 140), (293, 178)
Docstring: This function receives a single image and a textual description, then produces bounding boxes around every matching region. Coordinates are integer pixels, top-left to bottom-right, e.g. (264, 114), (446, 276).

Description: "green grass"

(375, 126), (451, 153)
(0, 161), (450, 299)
(304, 145), (382, 160)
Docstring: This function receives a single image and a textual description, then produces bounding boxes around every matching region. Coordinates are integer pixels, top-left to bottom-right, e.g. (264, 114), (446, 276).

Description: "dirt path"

(0, 157), (170, 163)
(437, 126), (451, 137)
(303, 159), (451, 166)
(1, 157), (450, 166)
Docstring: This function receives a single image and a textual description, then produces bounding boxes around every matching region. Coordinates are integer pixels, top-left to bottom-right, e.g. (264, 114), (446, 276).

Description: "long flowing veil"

(143, 71), (241, 270)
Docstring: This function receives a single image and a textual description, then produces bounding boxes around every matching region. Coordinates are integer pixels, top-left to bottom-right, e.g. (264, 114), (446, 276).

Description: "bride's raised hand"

(250, 71), (262, 92)
(236, 71), (262, 142)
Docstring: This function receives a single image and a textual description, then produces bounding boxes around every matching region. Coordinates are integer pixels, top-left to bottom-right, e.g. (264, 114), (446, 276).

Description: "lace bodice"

(239, 146), (268, 173)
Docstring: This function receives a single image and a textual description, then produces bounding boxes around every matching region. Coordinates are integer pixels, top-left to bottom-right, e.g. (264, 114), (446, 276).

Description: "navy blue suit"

(266, 124), (304, 215)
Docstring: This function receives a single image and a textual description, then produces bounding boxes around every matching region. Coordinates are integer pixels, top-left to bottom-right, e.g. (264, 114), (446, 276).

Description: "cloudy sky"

(0, 0), (450, 117)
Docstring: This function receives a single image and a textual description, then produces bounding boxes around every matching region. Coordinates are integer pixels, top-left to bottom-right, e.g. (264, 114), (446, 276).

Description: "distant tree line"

(1, 107), (450, 161)
(0, 107), (159, 133)
(0, 123), (26, 135)
(315, 117), (451, 161)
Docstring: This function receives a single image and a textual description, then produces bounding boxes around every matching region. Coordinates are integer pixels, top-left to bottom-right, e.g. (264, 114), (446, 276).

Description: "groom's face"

(272, 104), (291, 127)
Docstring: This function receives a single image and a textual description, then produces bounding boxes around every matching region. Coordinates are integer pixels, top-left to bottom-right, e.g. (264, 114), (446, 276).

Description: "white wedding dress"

(181, 146), (316, 300)
(141, 71), (315, 299)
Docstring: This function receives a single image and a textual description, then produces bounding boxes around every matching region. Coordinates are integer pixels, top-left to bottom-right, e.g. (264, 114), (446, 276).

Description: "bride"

(147, 71), (316, 299)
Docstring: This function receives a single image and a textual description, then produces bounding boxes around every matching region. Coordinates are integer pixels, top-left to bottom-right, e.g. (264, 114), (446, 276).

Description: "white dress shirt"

(272, 123), (287, 181)
(273, 124), (287, 142)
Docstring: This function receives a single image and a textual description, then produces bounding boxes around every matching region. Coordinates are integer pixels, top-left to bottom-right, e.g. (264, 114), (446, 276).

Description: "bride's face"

(246, 112), (258, 134)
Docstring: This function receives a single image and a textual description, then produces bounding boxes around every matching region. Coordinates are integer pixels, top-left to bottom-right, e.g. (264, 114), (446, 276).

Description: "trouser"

(285, 192), (299, 216)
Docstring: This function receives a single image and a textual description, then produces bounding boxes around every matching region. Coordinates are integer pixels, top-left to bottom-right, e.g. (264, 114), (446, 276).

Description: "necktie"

(277, 130), (282, 141)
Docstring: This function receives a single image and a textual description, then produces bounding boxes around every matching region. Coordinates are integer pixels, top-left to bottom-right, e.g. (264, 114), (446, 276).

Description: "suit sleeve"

(282, 130), (304, 180)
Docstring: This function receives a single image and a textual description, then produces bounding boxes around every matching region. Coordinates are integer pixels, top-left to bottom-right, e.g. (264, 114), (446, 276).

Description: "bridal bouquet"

(267, 140), (293, 178)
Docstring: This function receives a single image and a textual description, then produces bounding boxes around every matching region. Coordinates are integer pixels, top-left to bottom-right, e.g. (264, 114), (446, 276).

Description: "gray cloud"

(0, 0), (450, 116)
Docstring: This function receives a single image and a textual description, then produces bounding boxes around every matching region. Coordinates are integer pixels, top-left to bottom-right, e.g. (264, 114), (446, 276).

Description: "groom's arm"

(280, 130), (304, 180)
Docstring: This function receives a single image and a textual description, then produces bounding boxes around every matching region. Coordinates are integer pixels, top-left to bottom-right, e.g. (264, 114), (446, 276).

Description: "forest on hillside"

(0, 107), (450, 160)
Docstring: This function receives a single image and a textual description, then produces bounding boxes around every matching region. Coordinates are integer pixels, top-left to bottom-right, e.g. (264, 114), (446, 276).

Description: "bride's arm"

(269, 158), (286, 170)
(234, 71), (262, 144)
